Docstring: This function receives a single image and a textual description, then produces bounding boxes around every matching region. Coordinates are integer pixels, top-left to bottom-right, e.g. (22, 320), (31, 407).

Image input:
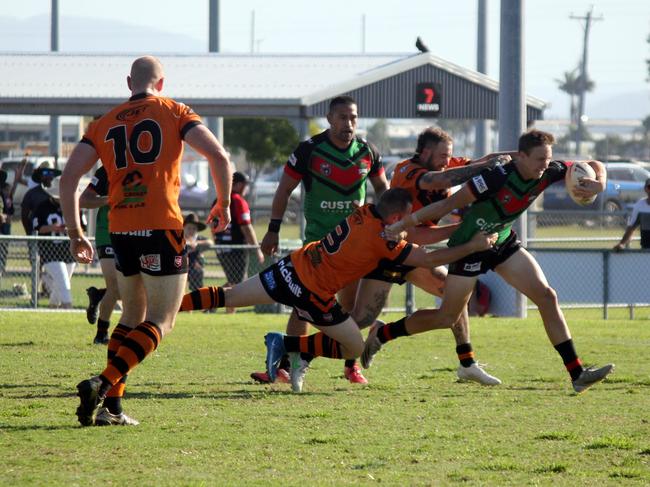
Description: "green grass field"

(1, 309), (649, 486)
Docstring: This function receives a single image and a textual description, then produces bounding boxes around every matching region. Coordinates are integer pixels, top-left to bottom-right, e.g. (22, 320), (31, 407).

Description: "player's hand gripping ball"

(565, 161), (597, 206)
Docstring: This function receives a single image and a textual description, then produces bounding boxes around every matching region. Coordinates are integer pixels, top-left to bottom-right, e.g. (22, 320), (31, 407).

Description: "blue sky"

(1, 0), (649, 118)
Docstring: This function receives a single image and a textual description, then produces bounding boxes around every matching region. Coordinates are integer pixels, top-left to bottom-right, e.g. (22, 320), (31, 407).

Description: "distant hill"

(587, 91), (650, 120)
(0, 14), (205, 53)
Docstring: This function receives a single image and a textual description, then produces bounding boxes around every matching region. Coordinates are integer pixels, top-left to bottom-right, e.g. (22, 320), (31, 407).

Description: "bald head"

(128, 56), (164, 94)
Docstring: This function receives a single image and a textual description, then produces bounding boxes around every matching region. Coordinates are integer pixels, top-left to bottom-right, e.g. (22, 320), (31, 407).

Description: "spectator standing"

(32, 195), (79, 308)
(213, 171), (264, 313)
(613, 178), (650, 251)
(21, 166), (61, 235)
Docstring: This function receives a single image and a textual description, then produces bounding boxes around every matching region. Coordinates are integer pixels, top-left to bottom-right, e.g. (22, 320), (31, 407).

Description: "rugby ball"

(565, 161), (597, 206)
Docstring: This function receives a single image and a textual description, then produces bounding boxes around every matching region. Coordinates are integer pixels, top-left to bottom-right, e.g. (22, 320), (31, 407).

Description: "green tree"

(556, 68), (594, 126)
(224, 118), (299, 169)
(367, 119), (391, 154)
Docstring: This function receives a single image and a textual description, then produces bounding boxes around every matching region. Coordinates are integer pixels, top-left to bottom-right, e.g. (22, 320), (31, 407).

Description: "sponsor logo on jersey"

(322, 313), (333, 323)
(116, 104), (148, 121)
(358, 164), (368, 176)
(472, 175), (488, 194)
(262, 270), (277, 290)
(475, 218), (503, 233)
(278, 259), (302, 297)
(320, 162), (332, 176)
(288, 153), (298, 166)
(140, 253), (161, 271)
(105, 247), (114, 255)
(463, 262), (482, 272)
(174, 256), (183, 268)
(319, 200), (356, 211)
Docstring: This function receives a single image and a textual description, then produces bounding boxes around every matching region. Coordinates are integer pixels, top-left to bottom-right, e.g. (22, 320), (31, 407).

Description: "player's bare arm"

(406, 222), (460, 246)
(388, 184), (477, 236)
(60, 142), (99, 263)
(184, 124), (233, 232)
(79, 186), (108, 209)
(403, 231), (497, 269)
(369, 172), (389, 198)
(418, 155), (510, 191)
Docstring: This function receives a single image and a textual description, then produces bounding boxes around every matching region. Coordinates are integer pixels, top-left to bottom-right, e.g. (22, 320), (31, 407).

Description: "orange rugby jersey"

(390, 156), (470, 225)
(290, 204), (413, 298)
(81, 93), (202, 232)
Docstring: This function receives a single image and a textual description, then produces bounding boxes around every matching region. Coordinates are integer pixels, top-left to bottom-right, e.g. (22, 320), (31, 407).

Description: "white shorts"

(42, 261), (76, 306)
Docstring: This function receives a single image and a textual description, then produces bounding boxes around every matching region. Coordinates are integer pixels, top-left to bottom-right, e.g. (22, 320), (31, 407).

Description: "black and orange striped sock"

(554, 339), (584, 381)
(456, 343), (476, 367)
(103, 323), (131, 414)
(376, 317), (409, 344)
(179, 286), (224, 312)
(99, 321), (162, 387)
(284, 332), (342, 359)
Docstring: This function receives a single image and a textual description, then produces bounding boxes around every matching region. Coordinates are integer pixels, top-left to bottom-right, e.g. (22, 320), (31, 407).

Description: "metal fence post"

(29, 240), (39, 309)
(405, 282), (415, 315)
(602, 250), (609, 320)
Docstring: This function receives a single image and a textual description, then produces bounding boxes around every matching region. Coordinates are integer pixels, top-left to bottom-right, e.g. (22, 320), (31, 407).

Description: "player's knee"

(534, 285), (558, 307)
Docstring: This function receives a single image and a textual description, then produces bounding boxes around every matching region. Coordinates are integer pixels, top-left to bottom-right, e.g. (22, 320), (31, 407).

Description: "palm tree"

(555, 68), (594, 126)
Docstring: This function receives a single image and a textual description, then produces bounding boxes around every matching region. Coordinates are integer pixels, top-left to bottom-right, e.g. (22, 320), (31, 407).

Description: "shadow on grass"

(0, 341), (36, 347)
(0, 424), (81, 432)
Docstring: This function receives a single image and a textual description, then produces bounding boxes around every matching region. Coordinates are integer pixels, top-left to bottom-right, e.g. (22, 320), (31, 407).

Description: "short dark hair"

(415, 127), (453, 154)
(232, 171), (250, 185)
(376, 188), (412, 219)
(518, 129), (555, 155)
(329, 95), (356, 113)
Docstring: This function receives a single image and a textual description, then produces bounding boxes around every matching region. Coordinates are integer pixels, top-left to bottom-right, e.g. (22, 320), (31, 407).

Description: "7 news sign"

(416, 83), (441, 117)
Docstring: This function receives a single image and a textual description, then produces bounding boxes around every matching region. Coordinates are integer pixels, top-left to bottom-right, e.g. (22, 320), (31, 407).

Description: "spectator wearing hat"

(213, 171), (264, 313)
(184, 212), (211, 292)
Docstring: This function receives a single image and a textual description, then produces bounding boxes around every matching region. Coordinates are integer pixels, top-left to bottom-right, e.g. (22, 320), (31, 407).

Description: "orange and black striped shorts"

(110, 229), (188, 277)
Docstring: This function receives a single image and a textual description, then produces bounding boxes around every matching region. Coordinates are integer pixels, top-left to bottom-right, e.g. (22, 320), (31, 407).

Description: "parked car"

(250, 166), (301, 221)
(542, 162), (650, 216)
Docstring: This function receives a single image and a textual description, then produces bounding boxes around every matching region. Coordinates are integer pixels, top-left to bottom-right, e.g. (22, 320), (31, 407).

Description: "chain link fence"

(0, 207), (646, 317)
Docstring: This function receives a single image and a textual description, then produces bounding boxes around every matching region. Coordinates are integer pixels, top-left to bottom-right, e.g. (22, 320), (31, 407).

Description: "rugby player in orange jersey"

(352, 127), (517, 385)
(179, 188), (497, 392)
(60, 56), (233, 426)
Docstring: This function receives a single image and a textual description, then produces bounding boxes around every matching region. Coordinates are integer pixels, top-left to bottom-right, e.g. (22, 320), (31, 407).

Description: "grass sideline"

(1, 310), (649, 486)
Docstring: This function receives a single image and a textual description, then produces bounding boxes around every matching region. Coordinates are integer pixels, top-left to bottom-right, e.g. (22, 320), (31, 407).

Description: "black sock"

(456, 343), (476, 367)
(377, 317), (409, 344)
(344, 359), (356, 368)
(554, 339), (584, 381)
(96, 319), (110, 335)
(279, 354), (290, 371)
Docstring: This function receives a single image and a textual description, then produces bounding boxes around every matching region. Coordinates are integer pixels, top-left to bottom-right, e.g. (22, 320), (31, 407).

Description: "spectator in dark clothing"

(213, 171), (264, 313)
(21, 167), (61, 235)
(32, 195), (79, 308)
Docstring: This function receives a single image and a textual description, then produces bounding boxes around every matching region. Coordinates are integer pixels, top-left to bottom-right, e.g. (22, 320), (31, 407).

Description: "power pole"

(474, 0), (489, 157)
(570, 7), (603, 156)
